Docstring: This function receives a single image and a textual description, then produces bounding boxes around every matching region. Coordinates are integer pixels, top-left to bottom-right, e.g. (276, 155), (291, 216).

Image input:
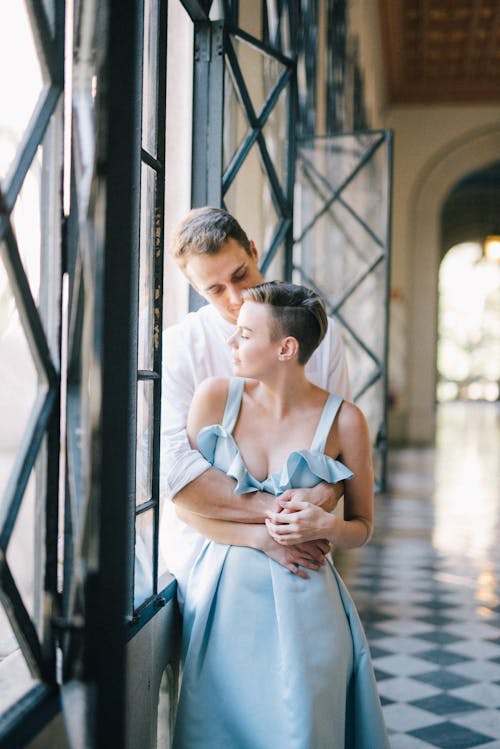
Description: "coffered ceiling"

(378, 0), (500, 103)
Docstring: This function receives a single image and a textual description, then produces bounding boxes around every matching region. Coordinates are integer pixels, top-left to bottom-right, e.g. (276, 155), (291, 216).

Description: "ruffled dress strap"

(221, 376), (245, 433)
(310, 393), (343, 453)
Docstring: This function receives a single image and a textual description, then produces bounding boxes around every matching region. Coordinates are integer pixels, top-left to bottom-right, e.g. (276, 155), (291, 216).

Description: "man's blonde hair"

(170, 206), (251, 265)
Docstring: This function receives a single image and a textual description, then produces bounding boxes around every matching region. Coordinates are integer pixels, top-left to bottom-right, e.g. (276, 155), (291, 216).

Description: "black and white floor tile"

(335, 402), (500, 748)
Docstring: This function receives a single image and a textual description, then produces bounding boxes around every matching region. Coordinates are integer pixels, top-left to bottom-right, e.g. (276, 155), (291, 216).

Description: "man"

(161, 206), (350, 592)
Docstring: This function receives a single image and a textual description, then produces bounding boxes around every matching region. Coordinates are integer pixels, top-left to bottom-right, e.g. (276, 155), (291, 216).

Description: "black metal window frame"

(0, 0), (171, 744)
(63, 0), (174, 743)
(132, 0), (172, 623)
(0, 0), (65, 741)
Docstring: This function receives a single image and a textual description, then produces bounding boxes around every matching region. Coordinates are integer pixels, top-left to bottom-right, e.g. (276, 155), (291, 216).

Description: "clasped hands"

(263, 482), (342, 579)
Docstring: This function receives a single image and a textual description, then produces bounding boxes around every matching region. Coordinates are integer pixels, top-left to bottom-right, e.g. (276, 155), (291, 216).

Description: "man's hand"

(262, 537), (331, 579)
(278, 481), (343, 514)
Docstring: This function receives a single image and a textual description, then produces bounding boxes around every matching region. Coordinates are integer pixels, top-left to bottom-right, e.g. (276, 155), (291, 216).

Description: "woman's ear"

(278, 336), (299, 361)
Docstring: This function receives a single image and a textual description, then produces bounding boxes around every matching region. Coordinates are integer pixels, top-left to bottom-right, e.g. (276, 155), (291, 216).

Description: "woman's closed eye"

(233, 325), (251, 340)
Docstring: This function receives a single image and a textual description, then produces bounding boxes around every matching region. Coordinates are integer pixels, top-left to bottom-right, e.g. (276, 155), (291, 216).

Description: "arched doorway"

(437, 161), (500, 404)
(437, 241), (500, 403)
(408, 126), (500, 442)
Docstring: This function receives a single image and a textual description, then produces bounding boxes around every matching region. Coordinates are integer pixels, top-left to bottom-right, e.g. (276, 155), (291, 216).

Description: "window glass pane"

(230, 34), (287, 120)
(10, 119), (62, 366)
(11, 156), (42, 306)
(262, 85), (288, 190)
(136, 380), (154, 505)
(42, 115), (63, 365)
(135, 509), (154, 607)
(223, 55), (250, 172)
(263, 241), (285, 282)
(0, 607), (39, 714)
(66, 260), (92, 540)
(42, 0), (55, 34)
(0, 2), (44, 181)
(0, 254), (40, 503)
(278, 5), (291, 56)
(224, 142), (280, 260)
(142, 0), (159, 156)
(236, 4), (263, 41)
(138, 164), (156, 371)
(41, 0), (55, 35)
(6, 440), (47, 640)
(294, 134), (391, 488)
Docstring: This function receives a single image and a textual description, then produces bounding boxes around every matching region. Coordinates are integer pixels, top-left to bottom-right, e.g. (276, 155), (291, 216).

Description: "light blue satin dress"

(173, 378), (389, 749)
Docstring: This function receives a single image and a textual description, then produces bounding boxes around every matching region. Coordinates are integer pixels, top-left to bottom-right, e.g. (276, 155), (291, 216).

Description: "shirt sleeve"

(325, 317), (352, 401)
(160, 325), (211, 500)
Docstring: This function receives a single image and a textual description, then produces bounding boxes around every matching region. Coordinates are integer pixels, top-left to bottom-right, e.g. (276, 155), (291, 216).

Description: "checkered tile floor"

(335, 402), (500, 748)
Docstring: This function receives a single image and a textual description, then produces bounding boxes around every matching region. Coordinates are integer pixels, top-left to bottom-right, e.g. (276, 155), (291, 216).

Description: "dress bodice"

(197, 377), (353, 496)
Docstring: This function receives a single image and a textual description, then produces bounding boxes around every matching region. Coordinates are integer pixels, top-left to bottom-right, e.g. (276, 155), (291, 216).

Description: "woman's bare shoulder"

(337, 400), (367, 428)
(195, 375), (231, 401)
(335, 400), (370, 452)
(324, 399), (369, 458)
(188, 377), (231, 441)
(194, 376), (231, 413)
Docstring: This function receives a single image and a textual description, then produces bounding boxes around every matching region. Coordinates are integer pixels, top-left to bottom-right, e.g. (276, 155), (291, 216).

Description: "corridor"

(336, 402), (500, 748)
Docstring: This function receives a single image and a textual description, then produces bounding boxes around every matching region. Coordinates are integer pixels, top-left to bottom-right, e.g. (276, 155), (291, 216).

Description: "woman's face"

(227, 301), (279, 378)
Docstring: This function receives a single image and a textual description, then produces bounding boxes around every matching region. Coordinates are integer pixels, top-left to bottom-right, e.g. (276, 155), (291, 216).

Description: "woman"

(172, 282), (389, 749)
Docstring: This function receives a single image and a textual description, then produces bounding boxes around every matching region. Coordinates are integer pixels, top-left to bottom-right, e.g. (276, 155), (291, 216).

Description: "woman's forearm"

(327, 515), (373, 549)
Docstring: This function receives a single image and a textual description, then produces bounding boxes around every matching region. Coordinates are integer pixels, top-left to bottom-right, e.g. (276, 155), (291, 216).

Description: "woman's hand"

(261, 535), (331, 578)
(265, 498), (335, 546)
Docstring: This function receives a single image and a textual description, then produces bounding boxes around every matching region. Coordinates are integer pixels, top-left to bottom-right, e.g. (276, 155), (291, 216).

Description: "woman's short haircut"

(242, 282), (328, 365)
(170, 206), (251, 264)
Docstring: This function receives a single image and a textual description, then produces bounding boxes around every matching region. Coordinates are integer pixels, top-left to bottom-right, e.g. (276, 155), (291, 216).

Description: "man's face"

(182, 238), (264, 324)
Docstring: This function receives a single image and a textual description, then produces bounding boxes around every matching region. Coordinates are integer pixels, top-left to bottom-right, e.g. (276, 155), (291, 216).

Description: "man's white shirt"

(160, 303), (351, 599)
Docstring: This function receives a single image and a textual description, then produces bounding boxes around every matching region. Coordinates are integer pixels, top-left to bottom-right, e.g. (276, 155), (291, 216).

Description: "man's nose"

(227, 284), (243, 305)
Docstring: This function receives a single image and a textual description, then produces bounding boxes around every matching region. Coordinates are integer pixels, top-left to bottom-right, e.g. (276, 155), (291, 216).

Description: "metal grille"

(222, 24), (295, 277)
(294, 131), (393, 489)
